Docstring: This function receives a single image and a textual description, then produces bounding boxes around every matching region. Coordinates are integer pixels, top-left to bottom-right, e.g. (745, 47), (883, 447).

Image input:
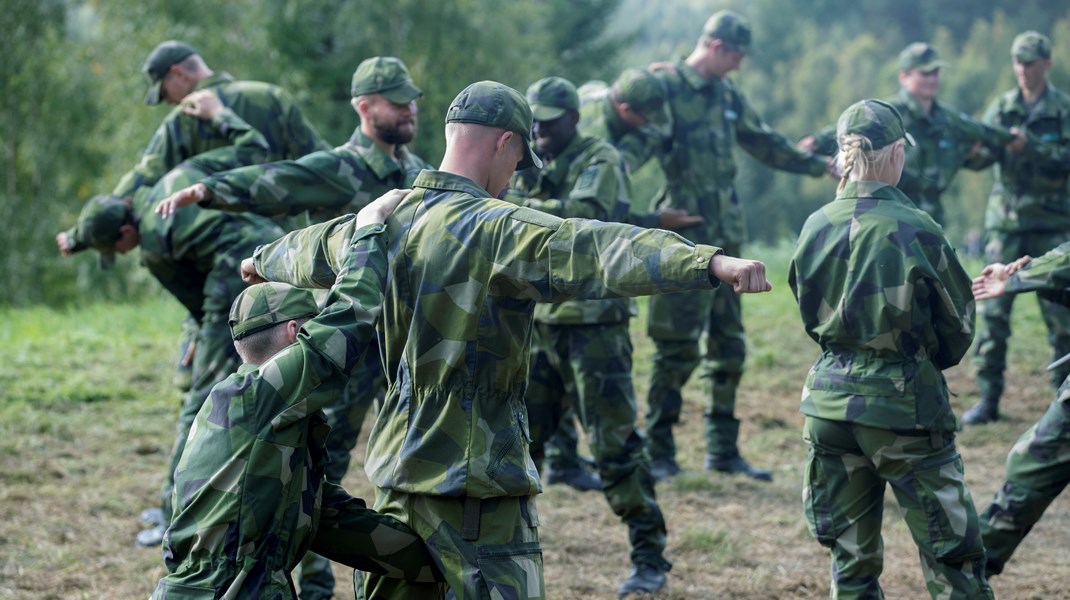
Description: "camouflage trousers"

(645, 242), (747, 463)
(980, 377), (1070, 575)
(526, 321), (671, 571)
(171, 314), (199, 393)
(802, 417), (993, 600)
(297, 343), (386, 598)
(975, 230), (1070, 401)
(364, 490), (542, 600)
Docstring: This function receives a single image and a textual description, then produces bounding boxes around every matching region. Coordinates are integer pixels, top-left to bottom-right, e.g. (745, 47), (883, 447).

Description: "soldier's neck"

(1021, 82), (1047, 105)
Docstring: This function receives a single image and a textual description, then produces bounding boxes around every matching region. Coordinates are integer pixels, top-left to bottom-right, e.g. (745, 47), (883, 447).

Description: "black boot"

(961, 397), (1000, 425)
(617, 564), (668, 597)
(704, 454), (772, 482)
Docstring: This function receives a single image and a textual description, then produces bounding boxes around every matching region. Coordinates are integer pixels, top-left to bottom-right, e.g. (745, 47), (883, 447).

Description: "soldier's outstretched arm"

(246, 189), (410, 287)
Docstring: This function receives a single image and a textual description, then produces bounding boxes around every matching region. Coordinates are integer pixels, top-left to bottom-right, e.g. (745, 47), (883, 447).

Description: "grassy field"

(2, 242), (1068, 599)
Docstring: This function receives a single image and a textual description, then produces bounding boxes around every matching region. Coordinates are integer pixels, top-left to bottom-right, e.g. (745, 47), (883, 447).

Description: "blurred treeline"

(3, 0), (1069, 307)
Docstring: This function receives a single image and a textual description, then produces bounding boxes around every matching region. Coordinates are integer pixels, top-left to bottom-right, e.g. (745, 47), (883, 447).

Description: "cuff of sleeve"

(694, 244), (722, 288)
(63, 226), (89, 253)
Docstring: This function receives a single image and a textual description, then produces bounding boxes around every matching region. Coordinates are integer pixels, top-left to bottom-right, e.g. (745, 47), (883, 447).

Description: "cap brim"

(904, 132), (916, 147)
(380, 82), (423, 104)
(530, 105), (567, 122)
(916, 59), (946, 72)
(144, 80), (163, 105)
(517, 137), (543, 170)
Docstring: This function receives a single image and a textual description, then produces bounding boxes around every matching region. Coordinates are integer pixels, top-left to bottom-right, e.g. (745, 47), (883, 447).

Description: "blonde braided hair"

(836, 134), (898, 192)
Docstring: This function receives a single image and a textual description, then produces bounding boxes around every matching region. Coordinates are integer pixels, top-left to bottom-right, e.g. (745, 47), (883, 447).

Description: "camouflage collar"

(345, 128), (409, 181)
(895, 88), (948, 127)
(412, 169), (492, 199)
(835, 180), (910, 203)
(675, 57), (716, 91)
(1010, 81), (1057, 115)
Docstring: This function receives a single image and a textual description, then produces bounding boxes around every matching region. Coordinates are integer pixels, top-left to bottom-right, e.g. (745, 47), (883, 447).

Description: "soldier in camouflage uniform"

(155, 57), (432, 597)
(961, 31), (1070, 425)
(248, 80), (773, 600)
(151, 192), (444, 599)
(971, 242), (1070, 576)
(506, 76), (672, 596)
(632, 10), (830, 481)
(56, 92), (287, 547)
(790, 99), (992, 599)
(801, 42), (1016, 226)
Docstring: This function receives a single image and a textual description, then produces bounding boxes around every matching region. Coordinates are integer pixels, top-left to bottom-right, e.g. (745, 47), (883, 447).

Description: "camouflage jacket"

(200, 127), (432, 224)
(137, 112), (284, 322)
(62, 109), (284, 321)
(254, 169), (722, 498)
(508, 133), (635, 325)
(156, 223), (388, 598)
(578, 85), (662, 175)
(635, 58), (826, 246)
(1004, 240), (1070, 306)
(113, 72), (328, 201)
(789, 181), (975, 432)
(811, 88), (1013, 224)
(577, 87), (664, 229)
(974, 82), (1070, 232)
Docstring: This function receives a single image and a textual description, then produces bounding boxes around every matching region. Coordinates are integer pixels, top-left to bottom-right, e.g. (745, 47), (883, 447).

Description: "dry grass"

(2, 251), (1069, 599)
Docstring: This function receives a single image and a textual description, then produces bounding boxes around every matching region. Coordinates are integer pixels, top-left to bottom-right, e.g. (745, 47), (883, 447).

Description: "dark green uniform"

(634, 58), (826, 471)
(510, 131), (671, 573)
(790, 180), (991, 599)
(978, 241), (1070, 575)
(151, 224), (443, 599)
(971, 81), (1070, 406)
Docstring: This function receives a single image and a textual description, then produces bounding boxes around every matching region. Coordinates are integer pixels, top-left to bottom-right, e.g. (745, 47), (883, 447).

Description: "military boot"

(617, 564), (668, 597)
(961, 397), (1000, 425)
(544, 464), (603, 492)
(704, 375), (772, 482)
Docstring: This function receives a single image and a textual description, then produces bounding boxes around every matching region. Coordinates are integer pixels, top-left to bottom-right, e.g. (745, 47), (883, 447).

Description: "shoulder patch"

(510, 205), (564, 231)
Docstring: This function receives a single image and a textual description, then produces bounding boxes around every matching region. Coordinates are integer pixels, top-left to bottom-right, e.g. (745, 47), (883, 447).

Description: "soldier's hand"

(972, 261), (1015, 300)
(241, 257), (266, 284)
(1006, 127), (1028, 153)
(356, 188), (411, 228)
(648, 61), (677, 75)
(180, 339), (196, 367)
(180, 90), (223, 121)
(1004, 254), (1033, 276)
(797, 135), (818, 153)
(156, 183), (209, 219)
(56, 231), (74, 256)
(709, 254), (772, 294)
(656, 208), (704, 231)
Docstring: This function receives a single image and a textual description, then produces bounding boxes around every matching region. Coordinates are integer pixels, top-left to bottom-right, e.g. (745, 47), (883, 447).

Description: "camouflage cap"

(898, 42), (945, 72)
(446, 81), (543, 170)
(702, 10), (751, 51)
(526, 76), (579, 122)
(142, 40), (197, 105)
(1012, 31), (1052, 62)
(229, 282), (319, 341)
(351, 56), (423, 104)
(72, 195), (128, 269)
(836, 99), (916, 150)
(612, 68), (671, 130)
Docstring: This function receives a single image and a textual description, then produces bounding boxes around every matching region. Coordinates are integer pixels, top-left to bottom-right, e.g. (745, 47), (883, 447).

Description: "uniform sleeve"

(808, 125), (839, 156)
(523, 159), (620, 221)
(202, 151), (357, 217)
(496, 209), (720, 302)
(924, 240), (976, 369)
(963, 98), (1005, 170)
(255, 223), (389, 417)
(275, 87), (331, 157)
(254, 215), (361, 289)
(1005, 242), (1070, 302)
(954, 111), (1015, 172)
(734, 91), (827, 177)
(615, 128), (663, 173)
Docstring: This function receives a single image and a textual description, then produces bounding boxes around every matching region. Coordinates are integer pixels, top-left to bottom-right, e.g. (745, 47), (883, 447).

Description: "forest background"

(4, 0), (1070, 307)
